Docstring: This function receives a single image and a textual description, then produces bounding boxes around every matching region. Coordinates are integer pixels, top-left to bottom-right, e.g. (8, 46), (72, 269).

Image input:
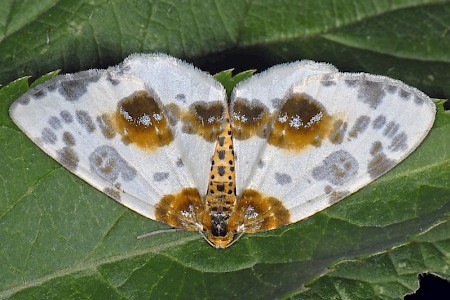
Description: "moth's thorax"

(204, 111), (238, 247)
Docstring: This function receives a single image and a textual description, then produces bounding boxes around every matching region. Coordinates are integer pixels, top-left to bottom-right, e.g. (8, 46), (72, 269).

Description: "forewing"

(230, 60), (338, 195)
(118, 53), (227, 196)
(235, 72), (435, 224)
(9, 70), (199, 220)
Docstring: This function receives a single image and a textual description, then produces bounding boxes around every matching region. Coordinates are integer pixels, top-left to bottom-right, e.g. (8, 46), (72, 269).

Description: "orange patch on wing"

(230, 98), (271, 140)
(111, 90), (173, 150)
(155, 188), (207, 231)
(181, 101), (225, 142)
(228, 189), (290, 233)
(269, 93), (335, 150)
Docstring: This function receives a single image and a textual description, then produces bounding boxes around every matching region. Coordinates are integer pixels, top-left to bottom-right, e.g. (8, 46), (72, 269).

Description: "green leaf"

(1, 1), (449, 299)
(287, 219), (450, 300)
(214, 69), (256, 97)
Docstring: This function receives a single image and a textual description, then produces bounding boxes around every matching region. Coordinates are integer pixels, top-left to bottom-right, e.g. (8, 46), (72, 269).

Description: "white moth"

(9, 53), (436, 248)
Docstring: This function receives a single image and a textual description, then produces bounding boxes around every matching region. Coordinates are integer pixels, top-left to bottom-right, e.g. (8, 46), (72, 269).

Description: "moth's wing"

(118, 53), (227, 196)
(9, 70), (204, 220)
(234, 72), (435, 226)
(230, 60), (338, 195)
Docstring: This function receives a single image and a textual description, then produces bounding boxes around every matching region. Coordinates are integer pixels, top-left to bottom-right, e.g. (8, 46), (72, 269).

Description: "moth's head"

(200, 216), (243, 249)
(201, 230), (243, 249)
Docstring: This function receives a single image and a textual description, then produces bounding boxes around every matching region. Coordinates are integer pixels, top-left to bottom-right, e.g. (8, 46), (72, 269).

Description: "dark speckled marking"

(76, 110), (96, 133)
(399, 89), (411, 100)
(17, 96), (31, 105)
(60, 110), (73, 123)
(218, 166), (225, 176)
(368, 152), (395, 178)
(389, 132), (408, 152)
(348, 116), (370, 138)
(175, 94), (186, 103)
(62, 131), (76, 146)
(97, 114), (116, 139)
(104, 187), (121, 200)
(383, 121), (399, 138)
(154, 172), (169, 182)
(275, 172), (292, 185)
(414, 96), (424, 105)
(42, 128), (57, 144)
(386, 85), (398, 94)
(33, 89), (46, 99)
(48, 116), (62, 130)
(176, 158), (184, 167)
(321, 74), (336, 87)
(329, 120), (347, 144)
(345, 79), (358, 87)
(357, 79), (386, 109)
(57, 147), (79, 170)
(218, 150), (226, 160)
(372, 115), (386, 130)
(106, 72), (120, 85)
(271, 98), (283, 109)
(59, 79), (89, 101)
(258, 160), (265, 168)
(312, 150), (358, 185)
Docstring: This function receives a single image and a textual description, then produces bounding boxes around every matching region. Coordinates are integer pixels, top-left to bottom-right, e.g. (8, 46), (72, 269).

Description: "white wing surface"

(9, 58), (225, 220)
(232, 70), (435, 222)
(118, 53), (227, 196)
(230, 60), (338, 195)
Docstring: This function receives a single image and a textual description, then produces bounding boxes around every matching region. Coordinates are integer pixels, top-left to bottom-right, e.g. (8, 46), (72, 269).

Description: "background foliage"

(0, 0), (449, 299)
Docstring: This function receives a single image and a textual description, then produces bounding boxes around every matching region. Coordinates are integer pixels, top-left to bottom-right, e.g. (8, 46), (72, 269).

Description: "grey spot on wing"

(383, 121), (399, 138)
(60, 110), (73, 123)
(372, 115), (386, 130)
(329, 120), (347, 144)
(386, 85), (398, 94)
(399, 89), (411, 100)
(104, 187), (121, 201)
(368, 152), (395, 178)
(76, 110), (96, 133)
(97, 114), (116, 139)
(258, 159), (265, 169)
(59, 79), (89, 101)
(106, 72), (120, 85)
(33, 89), (46, 99)
(275, 172), (292, 185)
(312, 150), (358, 185)
(271, 98), (283, 109)
(42, 127), (57, 144)
(48, 116), (62, 130)
(175, 94), (186, 103)
(321, 74), (336, 87)
(17, 96), (31, 105)
(176, 158), (184, 167)
(154, 172), (169, 182)
(414, 95), (424, 105)
(47, 83), (57, 91)
(357, 80), (386, 109)
(62, 131), (76, 146)
(348, 116), (370, 138)
(389, 132), (408, 152)
(57, 147), (79, 170)
(89, 145), (137, 182)
(345, 79), (358, 87)
(324, 186), (350, 204)
(370, 141), (383, 155)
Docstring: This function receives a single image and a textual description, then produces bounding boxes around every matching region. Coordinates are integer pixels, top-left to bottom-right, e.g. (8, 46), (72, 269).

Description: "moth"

(9, 54), (436, 248)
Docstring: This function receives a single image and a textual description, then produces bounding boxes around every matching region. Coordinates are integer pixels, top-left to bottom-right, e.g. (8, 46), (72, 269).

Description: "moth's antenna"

(137, 228), (182, 239)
